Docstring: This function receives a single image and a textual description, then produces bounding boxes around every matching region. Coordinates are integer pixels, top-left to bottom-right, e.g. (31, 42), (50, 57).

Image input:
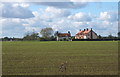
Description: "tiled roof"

(58, 33), (71, 37)
(76, 29), (91, 35)
(83, 30), (91, 34)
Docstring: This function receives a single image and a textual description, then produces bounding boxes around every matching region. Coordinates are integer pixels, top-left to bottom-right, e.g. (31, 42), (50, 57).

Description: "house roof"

(58, 33), (71, 37)
(76, 29), (91, 35)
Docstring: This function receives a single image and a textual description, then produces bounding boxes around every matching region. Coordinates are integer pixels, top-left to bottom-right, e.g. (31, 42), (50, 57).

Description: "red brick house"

(75, 28), (98, 39)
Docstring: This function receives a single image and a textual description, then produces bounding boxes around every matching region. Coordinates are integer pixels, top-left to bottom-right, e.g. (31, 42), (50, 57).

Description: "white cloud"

(1, 0), (119, 2)
(24, 27), (41, 32)
(0, 2), (118, 37)
(45, 7), (70, 17)
(31, 7), (71, 22)
(68, 12), (92, 22)
(1, 10), (118, 37)
(1, 18), (26, 37)
(35, 2), (88, 9)
(99, 11), (118, 22)
(1, 3), (34, 19)
(88, 20), (118, 36)
(12, 3), (30, 8)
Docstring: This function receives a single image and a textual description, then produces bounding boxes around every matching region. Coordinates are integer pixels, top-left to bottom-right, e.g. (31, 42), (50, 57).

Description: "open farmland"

(2, 41), (118, 75)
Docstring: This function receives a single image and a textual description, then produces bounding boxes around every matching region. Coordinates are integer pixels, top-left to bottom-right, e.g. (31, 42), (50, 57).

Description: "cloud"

(35, 2), (88, 9)
(99, 11), (118, 22)
(0, 2), (118, 37)
(87, 20), (118, 36)
(1, 3), (34, 19)
(70, 0), (101, 2)
(1, 18), (26, 37)
(1, 0), (117, 2)
(68, 12), (92, 22)
(1, 10), (118, 37)
(45, 7), (70, 17)
(31, 7), (70, 22)
(12, 3), (30, 8)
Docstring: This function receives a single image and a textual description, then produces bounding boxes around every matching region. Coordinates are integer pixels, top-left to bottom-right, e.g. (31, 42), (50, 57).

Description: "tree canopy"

(40, 27), (53, 39)
(23, 32), (39, 40)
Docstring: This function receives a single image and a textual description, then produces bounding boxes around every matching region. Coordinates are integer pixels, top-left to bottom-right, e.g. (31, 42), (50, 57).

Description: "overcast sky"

(0, 1), (119, 38)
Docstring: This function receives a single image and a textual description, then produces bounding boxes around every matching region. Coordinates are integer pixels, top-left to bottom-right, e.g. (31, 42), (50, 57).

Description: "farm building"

(55, 31), (71, 41)
(75, 28), (98, 39)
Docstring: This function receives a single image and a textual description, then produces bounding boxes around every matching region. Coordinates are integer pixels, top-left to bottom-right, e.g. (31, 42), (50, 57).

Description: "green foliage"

(23, 32), (39, 41)
(97, 34), (118, 39)
(98, 35), (102, 39)
(108, 34), (114, 39)
(40, 27), (53, 39)
(2, 37), (10, 41)
(118, 32), (120, 37)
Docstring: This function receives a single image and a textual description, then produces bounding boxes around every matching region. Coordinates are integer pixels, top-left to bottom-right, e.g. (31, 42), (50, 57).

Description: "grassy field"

(2, 41), (118, 75)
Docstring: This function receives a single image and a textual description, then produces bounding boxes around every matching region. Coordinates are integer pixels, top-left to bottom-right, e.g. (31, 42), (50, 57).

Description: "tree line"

(1, 27), (120, 41)
(22, 27), (56, 41)
(1, 27), (55, 41)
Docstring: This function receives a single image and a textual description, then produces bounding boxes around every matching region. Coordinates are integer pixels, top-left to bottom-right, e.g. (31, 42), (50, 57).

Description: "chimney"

(91, 28), (92, 31)
(56, 31), (59, 34)
(80, 29), (81, 31)
(86, 28), (88, 31)
(68, 31), (70, 34)
(84, 29), (85, 31)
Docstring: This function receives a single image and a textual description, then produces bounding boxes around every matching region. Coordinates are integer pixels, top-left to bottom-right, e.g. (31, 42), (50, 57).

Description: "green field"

(2, 41), (118, 75)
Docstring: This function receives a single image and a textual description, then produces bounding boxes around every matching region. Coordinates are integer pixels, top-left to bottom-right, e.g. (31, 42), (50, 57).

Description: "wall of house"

(75, 35), (78, 39)
(91, 31), (98, 39)
(57, 36), (71, 41)
(75, 35), (84, 39)
(86, 33), (91, 39)
(87, 31), (97, 39)
(75, 31), (98, 39)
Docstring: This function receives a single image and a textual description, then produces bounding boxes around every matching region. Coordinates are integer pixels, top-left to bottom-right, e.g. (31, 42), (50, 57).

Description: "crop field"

(2, 41), (118, 75)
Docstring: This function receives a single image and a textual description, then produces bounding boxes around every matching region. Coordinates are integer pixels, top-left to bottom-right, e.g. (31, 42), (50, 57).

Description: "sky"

(0, 1), (119, 38)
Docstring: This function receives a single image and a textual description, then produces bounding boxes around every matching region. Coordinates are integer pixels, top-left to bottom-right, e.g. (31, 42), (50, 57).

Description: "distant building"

(56, 31), (71, 41)
(75, 28), (98, 39)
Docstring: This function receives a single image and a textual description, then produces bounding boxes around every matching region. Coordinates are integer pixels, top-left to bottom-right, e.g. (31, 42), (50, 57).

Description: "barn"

(75, 28), (98, 39)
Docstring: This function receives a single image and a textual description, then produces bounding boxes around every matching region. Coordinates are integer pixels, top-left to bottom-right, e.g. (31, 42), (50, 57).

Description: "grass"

(2, 41), (118, 75)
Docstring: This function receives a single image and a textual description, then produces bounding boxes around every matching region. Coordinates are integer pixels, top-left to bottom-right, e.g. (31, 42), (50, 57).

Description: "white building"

(56, 31), (71, 41)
